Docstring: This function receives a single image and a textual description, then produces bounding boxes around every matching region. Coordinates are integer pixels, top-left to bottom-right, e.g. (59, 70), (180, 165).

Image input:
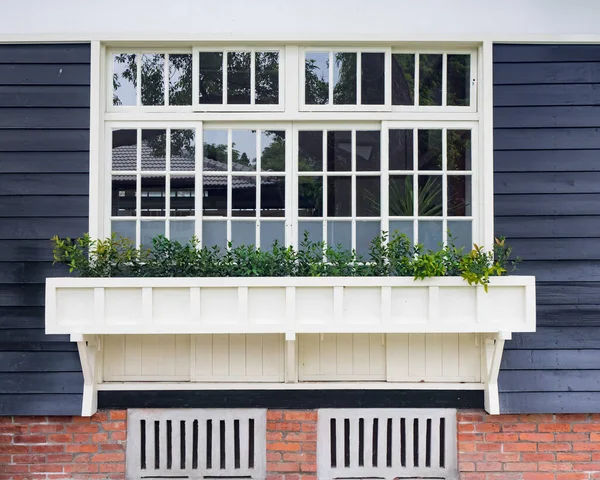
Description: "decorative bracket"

(483, 331), (510, 415)
(71, 333), (101, 417)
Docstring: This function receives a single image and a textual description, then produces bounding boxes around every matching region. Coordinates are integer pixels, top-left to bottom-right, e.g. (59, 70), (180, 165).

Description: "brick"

(475, 423), (500, 432)
(502, 423), (537, 432)
(110, 431), (127, 441)
(267, 432), (283, 441)
(503, 442), (537, 452)
(485, 433), (518, 442)
(299, 463), (316, 472)
(459, 423), (475, 432)
(66, 423), (99, 433)
(592, 432), (600, 442)
(48, 434), (73, 443)
(91, 452), (125, 462)
(557, 433), (589, 442)
(491, 415), (520, 423)
(268, 462), (300, 472)
(520, 433), (555, 442)
(66, 443), (98, 453)
(46, 454), (75, 463)
(459, 433), (485, 442)
(0, 465), (28, 473)
(108, 411), (127, 421)
(0, 424), (28, 434)
(521, 414), (554, 422)
(267, 452), (282, 461)
(459, 462), (475, 471)
(103, 421), (126, 431)
(302, 442), (316, 453)
(73, 433), (91, 442)
(459, 453), (485, 462)
(539, 443), (572, 452)
(475, 443), (502, 452)
(101, 443), (124, 451)
(13, 434), (45, 443)
(12, 454), (46, 463)
(282, 411), (317, 422)
(460, 443), (476, 452)
(457, 412), (484, 423)
(0, 435), (11, 444)
(64, 463), (100, 473)
(0, 445), (28, 454)
(30, 424), (66, 433)
(30, 465), (64, 473)
(574, 442), (600, 451)
(522, 474), (555, 480)
(559, 453), (592, 462)
(99, 463), (126, 473)
(573, 463), (600, 471)
(485, 452), (520, 462)
(476, 462), (502, 471)
(574, 423), (600, 432)
(503, 462), (538, 471)
(523, 453), (556, 462)
(539, 423), (572, 433)
(268, 442), (301, 452)
(74, 453), (93, 463)
(284, 433), (317, 442)
(539, 462), (574, 471)
(301, 423), (316, 432)
(283, 453), (316, 462)
(269, 422), (302, 432)
(557, 414), (589, 422)
(267, 411), (283, 421)
(460, 474), (485, 480)
(487, 474), (521, 480)
(92, 433), (109, 442)
(556, 474), (591, 480)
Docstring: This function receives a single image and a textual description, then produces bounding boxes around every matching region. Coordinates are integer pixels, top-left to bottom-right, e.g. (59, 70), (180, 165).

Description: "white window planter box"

(45, 276), (536, 416)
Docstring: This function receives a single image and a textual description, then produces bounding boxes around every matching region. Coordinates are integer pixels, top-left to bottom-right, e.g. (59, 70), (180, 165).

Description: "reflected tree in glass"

(255, 52), (279, 104)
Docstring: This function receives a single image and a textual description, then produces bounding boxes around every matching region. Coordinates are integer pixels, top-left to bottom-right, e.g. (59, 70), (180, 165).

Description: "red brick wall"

(458, 410), (600, 480)
(0, 410), (126, 480)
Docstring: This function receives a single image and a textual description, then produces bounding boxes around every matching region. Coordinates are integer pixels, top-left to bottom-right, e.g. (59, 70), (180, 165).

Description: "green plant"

(51, 231), (518, 289)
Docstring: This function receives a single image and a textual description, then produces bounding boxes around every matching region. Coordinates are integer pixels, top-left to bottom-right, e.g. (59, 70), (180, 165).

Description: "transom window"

(102, 45), (483, 254)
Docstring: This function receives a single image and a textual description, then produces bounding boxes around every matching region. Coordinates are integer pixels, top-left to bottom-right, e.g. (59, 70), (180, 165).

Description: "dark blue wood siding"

(0, 44), (89, 415)
(495, 44), (600, 413)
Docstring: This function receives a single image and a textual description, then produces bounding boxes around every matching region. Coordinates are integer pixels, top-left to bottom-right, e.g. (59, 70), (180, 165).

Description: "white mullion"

(381, 124), (390, 237)
(351, 129), (357, 251)
(442, 53), (448, 108)
(255, 130), (261, 247)
(328, 51), (334, 106)
(413, 128), (418, 243)
(164, 53), (169, 107)
(287, 126), (295, 249)
(223, 51), (229, 106)
(250, 50), (256, 106)
(136, 128), (142, 247)
(192, 48), (199, 109)
(322, 129), (328, 246)
(195, 125), (203, 244)
(356, 51), (362, 106)
(442, 127), (448, 245)
(470, 51), (478, 111)
(227, 129), (233, 244)
(136, 52), (142, 108)
(165, 128), (171, 239)
(384, 50), (392, 109)
(414, 53), (420, 107)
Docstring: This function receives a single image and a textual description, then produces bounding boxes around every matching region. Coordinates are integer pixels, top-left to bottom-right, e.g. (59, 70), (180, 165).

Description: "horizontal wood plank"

(507, 328), (600, 350)
(495, 194), (600, 216)
(494, 62), (600, 85)
(0, 372), (83, 394)
(502, 349), (600, 370)
(537, 282), (600, 305)
(0, 44), (90, 64)
(496, 216), (600, 239)
(0, 217), (88, 239)
(0, 286), (45, 308)
(537, 305), (600, 327)
(495, 106), (600, 128)
(0, 394), (82, 415)
(0, 240), (56, 262)
(0, 352), (80, 372)
(0, 130), (89, 152)
(494, 84), (600, 107)
(0, 152), (89, 173)
(501, 392), (600, 414)
(0, 64), (90, 86)
(494, 44), (600, 63)
(515, 260), (600, 282)
(494, 150), (600, 173)
(509, 238), (600, 261)
(495, 128), (600, 150)
(0, 108), (89, 129)
(0, 329), (70, 343)
(495, 172), (600, 194)
(500, 370), (600, 392)
(0, 342), (77, 352)
(0, 86), (90, 107)
(0, 196), (88, 217)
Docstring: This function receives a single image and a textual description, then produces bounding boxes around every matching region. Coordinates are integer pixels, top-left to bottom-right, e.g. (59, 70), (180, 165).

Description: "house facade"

(1, 1), (600, 478)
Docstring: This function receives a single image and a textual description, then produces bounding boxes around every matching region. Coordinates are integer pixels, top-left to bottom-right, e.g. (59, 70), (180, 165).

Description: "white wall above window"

(1, 0), (600, 41)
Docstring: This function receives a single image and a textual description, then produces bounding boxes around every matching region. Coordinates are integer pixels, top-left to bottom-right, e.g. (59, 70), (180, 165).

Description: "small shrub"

(51, 230), (518, 288)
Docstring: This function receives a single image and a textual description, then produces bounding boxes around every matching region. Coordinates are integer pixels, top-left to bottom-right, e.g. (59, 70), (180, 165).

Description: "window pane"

(447, 54), (470, 107)
(327, 177), (351, 217)
(232, 130), (257, 171)
(389, 220), (414, 243)
(227, 52), (251, 104)
(327, 131), (352, 172)
(418, 176), (442, 217)
(169, 54), (192, 106)
(261, 131), (285, 172)
(232, 176), (256, 216)
(333, 53), (357, 105)
(299, 177), (323, 217)
(389, 175), (413, 216)
(419, 54), (442, 106)
(202, 176), (227, 216)
(204, 130), (228, 171)
(199, 52), (223, 104)
(202, 220), (226, 248)
(448, 130), (471, 171)
(327, 221), (351, 250)
(170, 177), (195, 216)
(356, 131), (380, 171)
(141, 221), (165, 248)
(392, 54), (415, 106)
(299, 131), (324, 172)
(261, 176), (285, 217)
(261, 221), (285, 248)
(447, 220), (472, 252)
(418, 129), (442, 171)
(111, 220), (135, 243)
(141, 54), (165, 106)
(112, 129), (137, 171)
(231, 221), (256, 247)
(112, 175), (136, 216)
(448, 175), (471, 217)
(170, 129), (195, 171)
(418, 221), (442, 251)
(356, 221), (380, 257)
(389, 129), (413, 171)
(305, 52), (329, 105)
(113, 53), (137, 106)
(255, 52), (279, 104)
(141, 130), (166, 171)
(299, 221), (323, 245)
(170, 220), (194, 244)
(361, 52), (385, 105)
(356, 176), (380, 216)
(141, 176), (165, 217)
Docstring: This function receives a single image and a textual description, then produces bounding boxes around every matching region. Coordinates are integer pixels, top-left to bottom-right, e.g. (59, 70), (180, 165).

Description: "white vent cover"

(126, 409), (266, 479)
(317, 408), (457, 480)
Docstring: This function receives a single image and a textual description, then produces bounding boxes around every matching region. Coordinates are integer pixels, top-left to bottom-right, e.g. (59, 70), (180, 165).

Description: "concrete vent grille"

(317, 409), (457, 480)
(126, 409), (266, 479)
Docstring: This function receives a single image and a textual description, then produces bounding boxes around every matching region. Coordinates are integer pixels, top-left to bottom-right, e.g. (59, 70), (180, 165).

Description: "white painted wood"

(483, 333), (506, 415)
(77, 335), (99, 416)
(46, 276), (536, 334)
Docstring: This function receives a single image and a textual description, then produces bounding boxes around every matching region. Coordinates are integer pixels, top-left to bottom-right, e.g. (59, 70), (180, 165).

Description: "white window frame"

(92, 42), (492, 254)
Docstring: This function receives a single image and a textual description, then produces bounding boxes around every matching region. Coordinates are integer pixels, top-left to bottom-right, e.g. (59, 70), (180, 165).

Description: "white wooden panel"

(193, 334), (284, 382)
(387, 333), (481, 382)
(103, 334), (191, 381)
(299, 334), (386, 381)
